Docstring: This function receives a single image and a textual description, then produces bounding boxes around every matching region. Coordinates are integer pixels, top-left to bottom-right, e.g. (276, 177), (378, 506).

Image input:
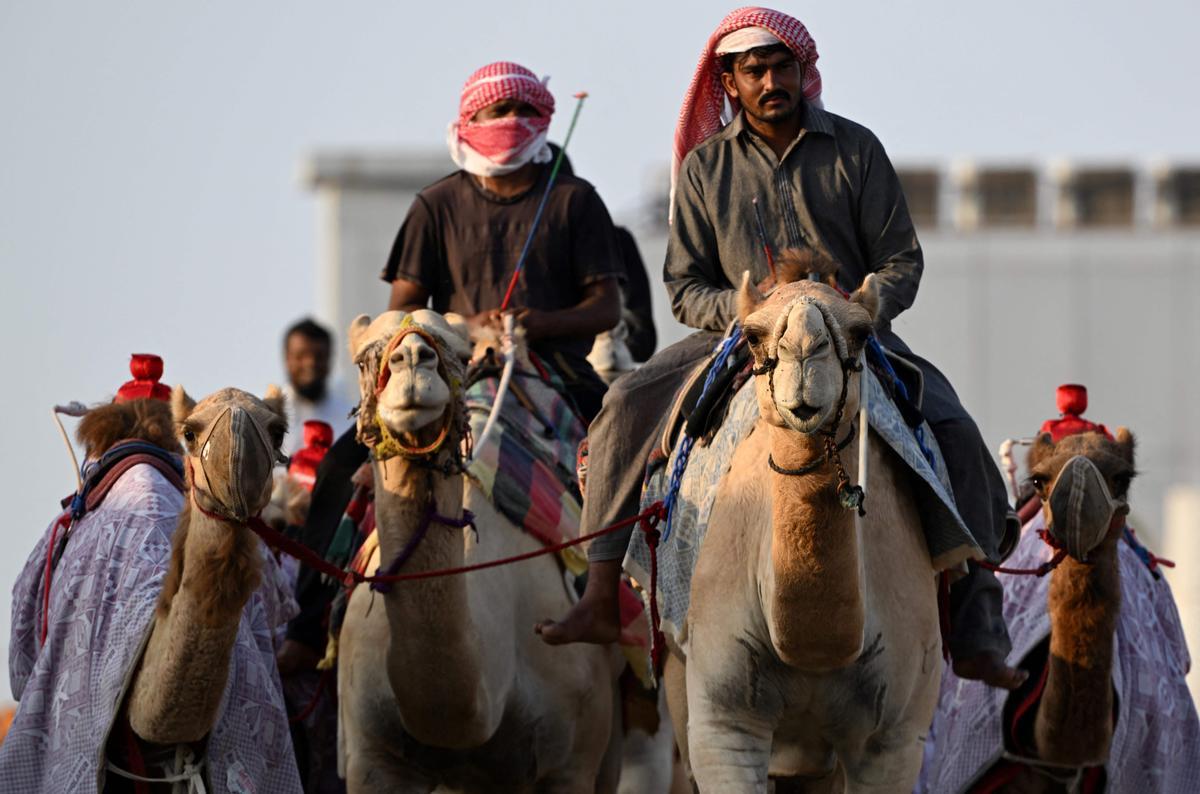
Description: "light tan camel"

(126, 385), (289, 743)
(997, 429), (1135, 791)
(665, 276), (942, 792)
(337, 310), (620, 793)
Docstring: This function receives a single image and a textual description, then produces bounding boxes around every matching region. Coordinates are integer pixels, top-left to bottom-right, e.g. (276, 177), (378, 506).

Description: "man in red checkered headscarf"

(539, 6), (1025, 695)
(447, 61), (557, 178)
(385, 60), (622, 421)
(280, 59), (628, 692)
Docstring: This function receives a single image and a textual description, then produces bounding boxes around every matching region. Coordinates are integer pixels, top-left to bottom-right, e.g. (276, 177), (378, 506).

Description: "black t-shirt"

(382, 166), (622, 363)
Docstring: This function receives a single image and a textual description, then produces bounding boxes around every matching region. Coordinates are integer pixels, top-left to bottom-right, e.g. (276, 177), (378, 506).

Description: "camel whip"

(498, 91), (589, 312)
(751, 196), (778, 284)
(476, 92), (589, 459)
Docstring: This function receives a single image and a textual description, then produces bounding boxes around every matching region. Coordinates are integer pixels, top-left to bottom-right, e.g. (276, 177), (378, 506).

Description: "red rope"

(39, 511), (71, 648)
(289, 669), (332, 725)
(977, 531), (1068, 578)
(246, 502), (668, 589)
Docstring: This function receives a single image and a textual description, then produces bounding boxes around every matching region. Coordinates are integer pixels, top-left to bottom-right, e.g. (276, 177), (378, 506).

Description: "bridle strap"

(371, 324), (460, 462)
(768, 423), (857, 476)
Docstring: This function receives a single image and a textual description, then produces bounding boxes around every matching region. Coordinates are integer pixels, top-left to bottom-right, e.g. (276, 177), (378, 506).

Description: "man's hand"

(467, 309), (503, 336)
(513, 308), (554, 341)
(953, 651), (1029, 690)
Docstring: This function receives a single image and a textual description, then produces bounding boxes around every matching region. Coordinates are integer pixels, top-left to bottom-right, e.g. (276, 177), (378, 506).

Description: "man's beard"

(747, 92), (801, 124)
(294, 379), (327, 403)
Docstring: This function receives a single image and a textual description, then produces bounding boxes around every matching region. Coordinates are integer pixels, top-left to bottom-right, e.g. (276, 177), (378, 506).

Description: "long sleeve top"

(664, 104), (923, 345)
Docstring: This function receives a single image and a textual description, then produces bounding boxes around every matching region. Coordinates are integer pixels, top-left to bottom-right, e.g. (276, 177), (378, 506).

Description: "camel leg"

(836, 726), (927, 794)
(663, 651), (691, 776)
(686, 708), (773, 792)
(343, 749), (435, 794)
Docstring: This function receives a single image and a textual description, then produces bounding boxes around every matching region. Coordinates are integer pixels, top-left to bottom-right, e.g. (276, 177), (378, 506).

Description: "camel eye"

(745, 331), (761, 347)
(1028, 474), (1048, 493)
(1112, 473), (1133, 498)
(182, 428), (196, 444)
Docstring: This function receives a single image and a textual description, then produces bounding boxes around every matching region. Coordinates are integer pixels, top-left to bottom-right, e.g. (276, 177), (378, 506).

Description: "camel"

(337, 309), (620, 793)
(665, 275), (942, 792)
(0, 379), (300, 792)
(127, 385), (290, 743)
(922, 424), (1200, 791)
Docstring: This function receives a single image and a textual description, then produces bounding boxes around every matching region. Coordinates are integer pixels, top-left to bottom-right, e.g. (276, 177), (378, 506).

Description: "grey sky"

(2, 0), (1198, 699)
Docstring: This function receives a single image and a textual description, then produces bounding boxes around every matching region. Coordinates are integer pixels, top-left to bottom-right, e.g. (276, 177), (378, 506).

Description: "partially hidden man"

(537, 6), (1026, 690)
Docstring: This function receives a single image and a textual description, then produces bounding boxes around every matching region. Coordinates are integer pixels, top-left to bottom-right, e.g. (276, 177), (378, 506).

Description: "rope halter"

(753, 294), (866, 515)
(369, 322), (464, 463)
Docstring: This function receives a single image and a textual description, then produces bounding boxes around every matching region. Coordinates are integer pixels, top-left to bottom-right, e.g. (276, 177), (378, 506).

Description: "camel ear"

(1027, 432), (1055, 468)
(171, 384), (195, 424)
(347, 314), (372, 360)
(737, 271), (762, 322)
(442, 312), (470, 344)
(1114, 427), (1136, 464)
(849, 273), (881, 327)
(262, 384), (286, 418)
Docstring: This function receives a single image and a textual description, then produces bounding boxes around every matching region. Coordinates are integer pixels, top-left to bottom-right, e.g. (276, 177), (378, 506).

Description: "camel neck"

(372, 455), (494, 744)
(126, 500), (263, 743)
(765, 423), (864, 669)
(1035, 540), (1120, 765)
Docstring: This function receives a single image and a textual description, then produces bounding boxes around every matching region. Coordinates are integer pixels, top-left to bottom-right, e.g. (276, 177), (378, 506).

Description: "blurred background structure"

(4, 0), (1200, 701)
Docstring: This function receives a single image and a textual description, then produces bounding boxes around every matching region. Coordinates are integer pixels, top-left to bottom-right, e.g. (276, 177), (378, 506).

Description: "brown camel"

(665, 275), (942, 792)
(336, 310), (620, 793)
(923, 411), (1200, 791)
(1021, 430), (1134, 775)
(126, 385), (289, 743)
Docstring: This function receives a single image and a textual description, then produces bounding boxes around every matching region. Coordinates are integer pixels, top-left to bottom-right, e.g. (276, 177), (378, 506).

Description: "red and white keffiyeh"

(670, 7), (823, 218)
(448, 61), (556, 177)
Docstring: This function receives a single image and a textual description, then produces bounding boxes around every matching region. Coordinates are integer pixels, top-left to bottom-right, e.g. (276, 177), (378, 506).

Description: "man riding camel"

(385, 60), (623, 420)
(279, 60), (625, 673)
(537, 6), (1026, 691)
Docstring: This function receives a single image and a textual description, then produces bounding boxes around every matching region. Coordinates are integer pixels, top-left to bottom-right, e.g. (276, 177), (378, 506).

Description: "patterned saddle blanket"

(626, 361), (982, 644)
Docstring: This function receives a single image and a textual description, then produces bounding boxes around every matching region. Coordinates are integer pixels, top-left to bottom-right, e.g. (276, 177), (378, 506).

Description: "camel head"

(738, 272), (876, 434)
(173, 385), (287, 522)
(1027, 429), (1136, 560)
(348, 310), (470, 458)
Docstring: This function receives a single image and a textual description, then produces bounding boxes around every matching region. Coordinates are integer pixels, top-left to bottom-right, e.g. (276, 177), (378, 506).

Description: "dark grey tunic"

(665, 104), (921, 343)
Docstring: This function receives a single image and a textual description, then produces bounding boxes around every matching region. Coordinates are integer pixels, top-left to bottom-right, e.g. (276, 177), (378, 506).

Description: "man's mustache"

(759, 90), (792, 106)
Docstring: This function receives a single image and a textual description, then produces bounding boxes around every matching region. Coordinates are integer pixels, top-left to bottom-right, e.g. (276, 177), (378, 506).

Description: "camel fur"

(336, 309), (622, 793)
(990, 429), (1134, 791)
(669, 275), (941, 792)
(127, 385), (289, 744)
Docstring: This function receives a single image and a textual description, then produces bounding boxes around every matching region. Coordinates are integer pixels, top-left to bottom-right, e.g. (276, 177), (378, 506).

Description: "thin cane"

(498, 92), (589, 312)
(751, 196), (778, 284)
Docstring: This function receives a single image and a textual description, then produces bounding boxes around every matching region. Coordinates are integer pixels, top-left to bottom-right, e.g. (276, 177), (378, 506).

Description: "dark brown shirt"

(382, 167), (622, 362)
(665, 104), (923, 340)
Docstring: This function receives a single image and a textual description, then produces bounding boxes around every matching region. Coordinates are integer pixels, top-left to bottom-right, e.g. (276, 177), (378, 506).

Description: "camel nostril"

(792, 403), (820, 421)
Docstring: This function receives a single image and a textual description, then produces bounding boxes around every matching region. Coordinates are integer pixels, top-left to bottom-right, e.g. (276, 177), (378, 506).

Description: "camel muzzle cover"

(1046, 455), (1125, 562)
(198, 406), (274, 521)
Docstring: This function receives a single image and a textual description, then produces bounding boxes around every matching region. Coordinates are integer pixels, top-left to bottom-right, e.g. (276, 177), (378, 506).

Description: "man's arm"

(515, 276), (620, 342)
(388, 278), (430, 312)
(854, 132), (924, 330)
(664, 156), (738, 331)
